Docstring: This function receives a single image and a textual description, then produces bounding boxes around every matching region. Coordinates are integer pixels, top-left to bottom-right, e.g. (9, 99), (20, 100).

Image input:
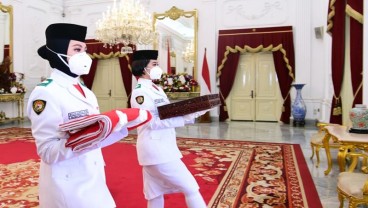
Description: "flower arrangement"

(8, 72), (17, 83)
(13, 82), (26, 93)
(153, 73), (198, 92)
(8, 72), (26, 93)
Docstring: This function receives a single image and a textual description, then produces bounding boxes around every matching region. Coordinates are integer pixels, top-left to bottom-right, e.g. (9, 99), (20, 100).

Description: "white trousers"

(142, 159), (200, 200)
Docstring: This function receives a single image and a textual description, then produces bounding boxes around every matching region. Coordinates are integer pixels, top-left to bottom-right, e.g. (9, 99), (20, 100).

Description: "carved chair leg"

(349, 201), (357, 208)
(362, 157), (367, 167)
(315, 146), (321, 168)
(310, 143), (315, 159)
(338, 191), (344, 208)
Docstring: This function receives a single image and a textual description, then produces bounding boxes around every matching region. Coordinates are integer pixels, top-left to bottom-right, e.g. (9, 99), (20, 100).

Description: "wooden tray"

(158, 94), (221, 119)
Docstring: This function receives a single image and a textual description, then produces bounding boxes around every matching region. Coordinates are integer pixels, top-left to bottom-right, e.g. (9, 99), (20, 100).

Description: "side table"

(0, 93), (25, 124)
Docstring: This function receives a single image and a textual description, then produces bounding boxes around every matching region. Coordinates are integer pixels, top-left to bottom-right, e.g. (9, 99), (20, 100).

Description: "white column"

(294, 1), (311, 85)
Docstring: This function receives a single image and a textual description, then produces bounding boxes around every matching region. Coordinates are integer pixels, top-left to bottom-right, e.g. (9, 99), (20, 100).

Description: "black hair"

(131, 59), (150, 76)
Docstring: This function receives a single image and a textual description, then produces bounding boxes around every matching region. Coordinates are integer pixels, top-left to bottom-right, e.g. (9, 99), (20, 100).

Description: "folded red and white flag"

(60, 108), (151, 152)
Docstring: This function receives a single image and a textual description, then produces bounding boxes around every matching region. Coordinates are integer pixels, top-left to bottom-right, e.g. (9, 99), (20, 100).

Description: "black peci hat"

(45, 23), (87, 42)
(132, 50), (158, 61)
(37, 23), (88, 77)
(38, 23), (87, 58)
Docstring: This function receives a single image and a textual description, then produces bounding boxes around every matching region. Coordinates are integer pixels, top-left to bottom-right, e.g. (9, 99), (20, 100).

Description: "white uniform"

(27, 70), (125, 208)
(130, 78), (200, 200)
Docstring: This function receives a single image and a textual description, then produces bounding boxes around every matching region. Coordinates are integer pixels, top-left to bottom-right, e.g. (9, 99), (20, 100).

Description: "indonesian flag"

(201, 48), (211, 95)
(60, 108), (151, 152)
(167, 39), (171, 74)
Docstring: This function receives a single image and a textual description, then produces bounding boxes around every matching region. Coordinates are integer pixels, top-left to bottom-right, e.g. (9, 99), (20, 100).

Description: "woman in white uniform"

(130, 50), (207, 208)
(27, 23), (128, 208)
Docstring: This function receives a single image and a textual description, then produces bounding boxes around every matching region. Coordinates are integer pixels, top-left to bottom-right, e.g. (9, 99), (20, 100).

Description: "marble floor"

(1, 119), (363, 208)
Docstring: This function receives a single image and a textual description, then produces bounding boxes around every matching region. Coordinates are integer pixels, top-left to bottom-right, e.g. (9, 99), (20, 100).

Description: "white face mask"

(47, 47), (92, 76)
(146, 66), (163, 80)
(67, 52), (92, 75)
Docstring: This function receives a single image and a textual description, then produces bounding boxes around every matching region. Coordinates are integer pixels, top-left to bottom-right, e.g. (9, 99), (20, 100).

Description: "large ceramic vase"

(291, 84), (307, 127)
(349, 104), (368, 133)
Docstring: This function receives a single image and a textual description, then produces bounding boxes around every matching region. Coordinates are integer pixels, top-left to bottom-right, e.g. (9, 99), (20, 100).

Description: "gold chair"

(337, 152), (368, 208)
(310, 122), (341, 167)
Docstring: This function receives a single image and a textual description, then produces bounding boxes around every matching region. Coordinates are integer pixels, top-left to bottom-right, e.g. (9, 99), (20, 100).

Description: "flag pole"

(199, 47), (212, 123)
(167, 38), (171, 74)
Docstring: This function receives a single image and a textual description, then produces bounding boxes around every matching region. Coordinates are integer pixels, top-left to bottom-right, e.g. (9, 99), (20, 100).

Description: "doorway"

(227, 52), (283, 121)
(91, 58), (128, 113)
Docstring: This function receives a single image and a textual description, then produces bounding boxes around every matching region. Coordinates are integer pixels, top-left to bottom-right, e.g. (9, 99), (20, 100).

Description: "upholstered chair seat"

(338, 172), (368, 198)
(337, 152), (368, 208)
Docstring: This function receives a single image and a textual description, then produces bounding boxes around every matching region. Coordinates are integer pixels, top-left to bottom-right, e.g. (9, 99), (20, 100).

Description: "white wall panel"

(216, 0), (290, 29)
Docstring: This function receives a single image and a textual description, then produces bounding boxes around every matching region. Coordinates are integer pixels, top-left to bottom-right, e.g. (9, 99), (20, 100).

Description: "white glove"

(113, 110), (128, 132)
(196, 110), (209, 117)
(126, 109), (148, 130)
(183, 113), (197, 124)
(183, 110), (208, 124)
(183, 109), (211, 124)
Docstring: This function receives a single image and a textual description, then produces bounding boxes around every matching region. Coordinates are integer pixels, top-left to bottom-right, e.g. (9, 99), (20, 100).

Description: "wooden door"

(228, 52), (282, 121)
(92, 58), (128, 113)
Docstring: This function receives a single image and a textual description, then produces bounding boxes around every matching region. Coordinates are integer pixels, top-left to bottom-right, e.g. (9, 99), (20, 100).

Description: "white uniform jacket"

(130, 78), (187, 166)
(26, 70), (125, 208)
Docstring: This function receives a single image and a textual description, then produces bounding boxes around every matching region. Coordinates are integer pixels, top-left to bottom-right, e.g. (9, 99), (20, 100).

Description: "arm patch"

(32, 100), (47, 115)
(135, 96), (144, 104)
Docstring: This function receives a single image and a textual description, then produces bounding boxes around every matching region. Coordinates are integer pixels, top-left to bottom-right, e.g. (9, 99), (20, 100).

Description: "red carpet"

(0, 127), (322, 208)
(103, 137), (219, 208)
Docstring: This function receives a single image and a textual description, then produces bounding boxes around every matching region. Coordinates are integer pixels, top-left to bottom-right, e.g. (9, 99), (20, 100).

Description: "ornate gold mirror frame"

(0, 2), (13, 72)
(153, 6), (198, 80)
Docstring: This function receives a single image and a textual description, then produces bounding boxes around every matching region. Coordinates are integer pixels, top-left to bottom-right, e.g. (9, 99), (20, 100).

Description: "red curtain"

(217, 26), (295, 123)
(118, 55), (133, 108)
(347, 0), (363, 107)
(273, 50), (294, 123)
(81, 59), (98, 89)
(81, 39), (135, 104)
(326, 0), (346, 124)
(218, 52), (240, 121)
